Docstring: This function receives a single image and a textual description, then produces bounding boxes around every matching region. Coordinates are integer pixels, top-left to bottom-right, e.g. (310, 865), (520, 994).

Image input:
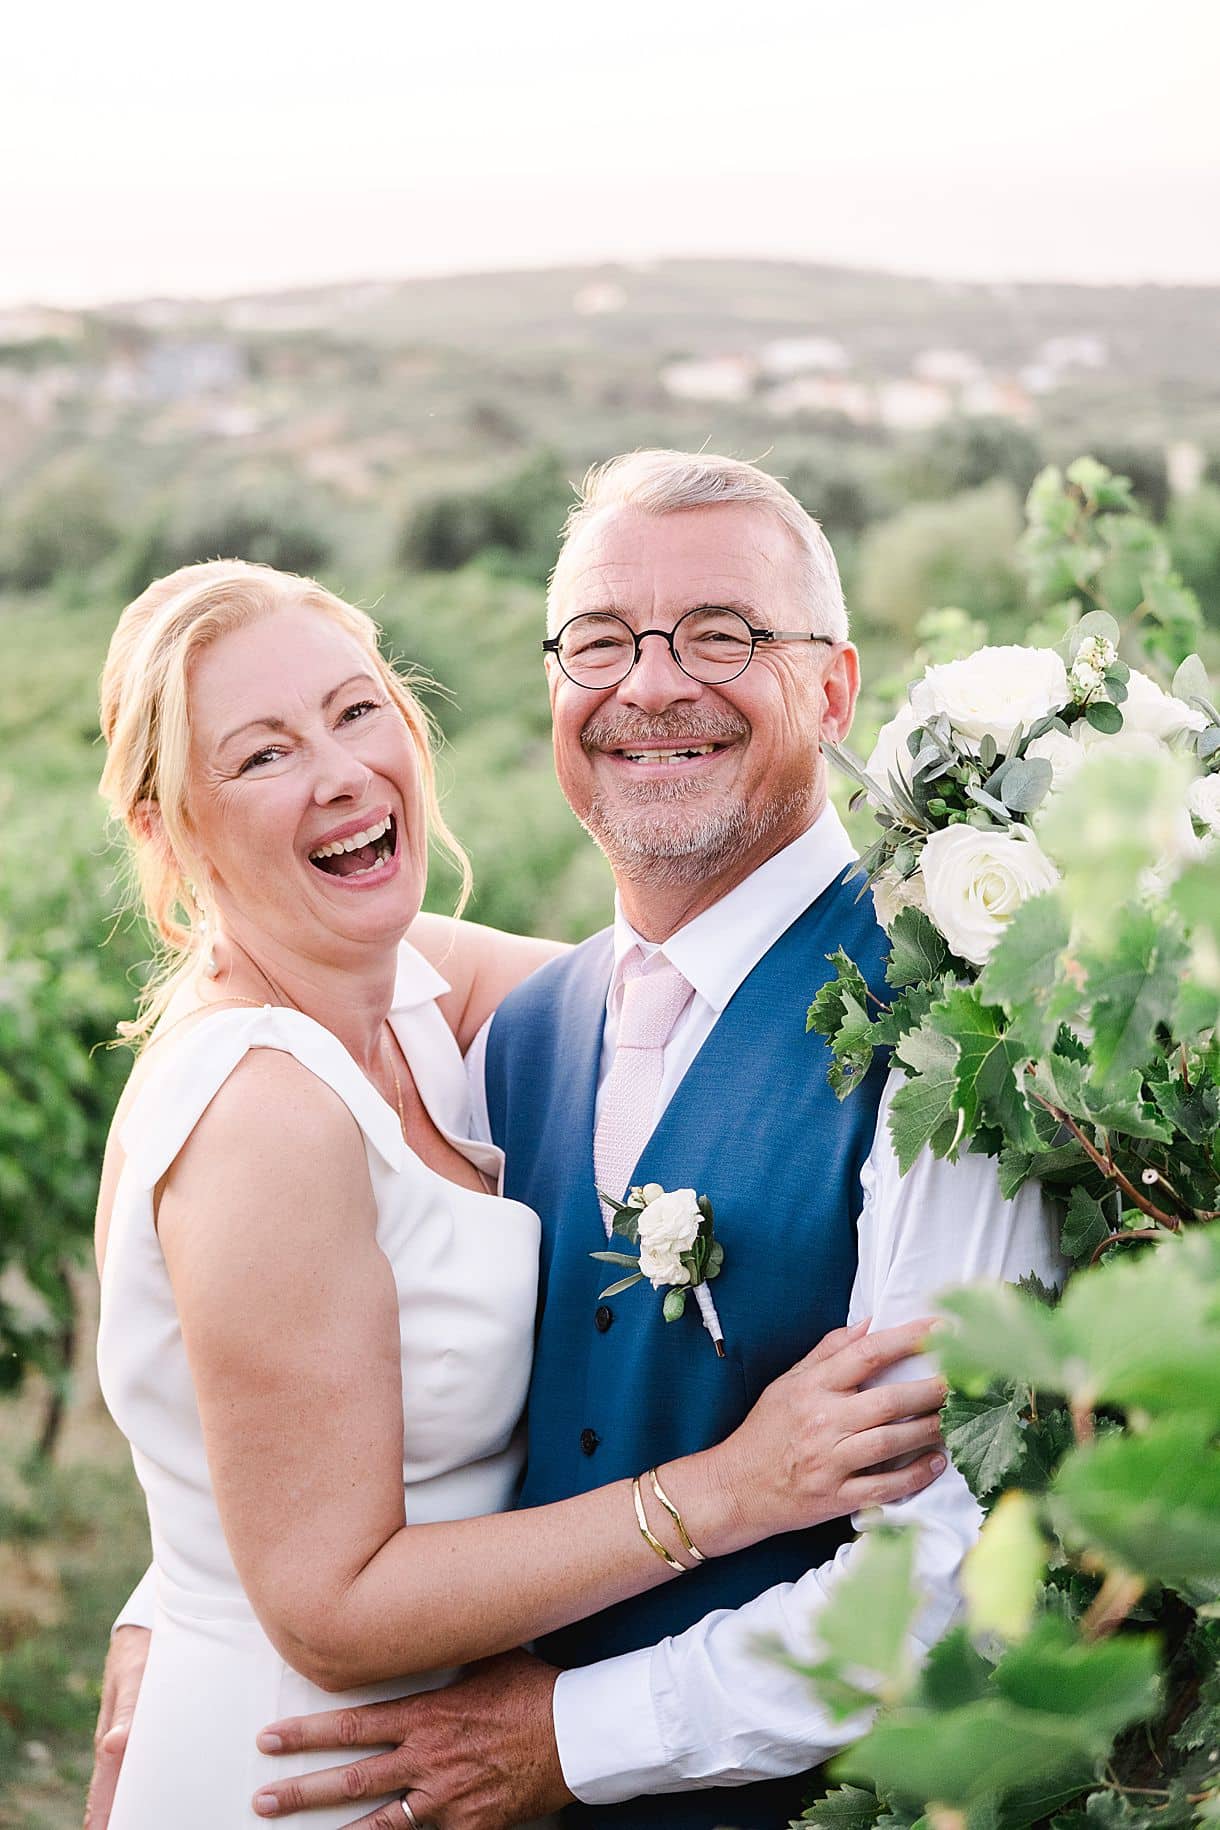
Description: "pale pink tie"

(594, 949), (694, 1232)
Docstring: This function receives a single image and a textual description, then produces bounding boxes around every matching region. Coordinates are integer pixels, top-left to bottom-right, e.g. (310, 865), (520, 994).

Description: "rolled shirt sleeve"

(553, 1067), (1065, 1802)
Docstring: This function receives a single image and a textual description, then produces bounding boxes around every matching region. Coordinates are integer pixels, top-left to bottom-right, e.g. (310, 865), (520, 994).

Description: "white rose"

(1121, 669), (1208, 745)
(1026, 728), (1086, 795)
(871, 865), (931, 933)
(920, 824), (1060, 966)
(1077, 721), (1167, 763)
(911, 646), (1069, 752)
(1188, 773), (1220, 835)
(864, 700), (921, 803)
(636, 1188), (701, 1289)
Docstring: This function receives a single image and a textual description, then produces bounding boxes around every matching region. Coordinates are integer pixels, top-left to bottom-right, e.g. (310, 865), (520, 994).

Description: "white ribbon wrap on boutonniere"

(592, 1183), (726, 1356)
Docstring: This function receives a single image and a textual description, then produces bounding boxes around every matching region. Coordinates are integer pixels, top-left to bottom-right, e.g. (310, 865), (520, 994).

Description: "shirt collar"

(610, 801), (858, 1014)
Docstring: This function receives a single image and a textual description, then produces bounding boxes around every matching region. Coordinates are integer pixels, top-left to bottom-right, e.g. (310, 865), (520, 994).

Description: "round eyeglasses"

(542, 607), (835, 689)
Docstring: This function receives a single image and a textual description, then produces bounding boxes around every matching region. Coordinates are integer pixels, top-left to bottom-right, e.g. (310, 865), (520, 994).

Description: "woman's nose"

(311, 737), (374, 804)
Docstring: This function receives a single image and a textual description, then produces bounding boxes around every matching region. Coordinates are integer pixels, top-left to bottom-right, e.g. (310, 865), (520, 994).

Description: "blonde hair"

(547, 449), (848, 640)
(99, 558), (470, 1043)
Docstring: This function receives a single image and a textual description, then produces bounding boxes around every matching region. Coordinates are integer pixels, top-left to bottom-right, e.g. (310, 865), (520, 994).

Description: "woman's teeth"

(308, 814), (395, 877)
(309, 814), (393, 862)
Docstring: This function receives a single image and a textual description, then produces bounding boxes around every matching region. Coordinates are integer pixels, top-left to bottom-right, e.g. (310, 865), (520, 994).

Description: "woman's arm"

(407, 912), (568, 1053)
(160, 1050), (946, 1694)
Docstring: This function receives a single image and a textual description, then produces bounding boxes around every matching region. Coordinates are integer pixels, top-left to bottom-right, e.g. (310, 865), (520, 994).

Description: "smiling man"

(94, 452), (1059, 1830)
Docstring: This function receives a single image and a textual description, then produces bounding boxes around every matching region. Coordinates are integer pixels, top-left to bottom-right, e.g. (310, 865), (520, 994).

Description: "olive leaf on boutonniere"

(592, 1182), (726, 1356)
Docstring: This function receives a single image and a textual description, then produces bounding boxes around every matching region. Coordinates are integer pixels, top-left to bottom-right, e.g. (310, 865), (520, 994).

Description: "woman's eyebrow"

(217, 674), (378, 750)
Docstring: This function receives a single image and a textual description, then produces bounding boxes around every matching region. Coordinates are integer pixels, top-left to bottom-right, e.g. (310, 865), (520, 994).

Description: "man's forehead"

(557, 503), (798, 611)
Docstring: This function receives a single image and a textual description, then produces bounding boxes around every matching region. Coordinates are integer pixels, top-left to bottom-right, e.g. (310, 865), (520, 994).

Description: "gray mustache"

(581, 710), (749, 753)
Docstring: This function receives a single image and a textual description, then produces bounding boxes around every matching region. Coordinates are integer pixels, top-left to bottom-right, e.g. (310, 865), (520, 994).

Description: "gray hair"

(547, 449), (848, 640)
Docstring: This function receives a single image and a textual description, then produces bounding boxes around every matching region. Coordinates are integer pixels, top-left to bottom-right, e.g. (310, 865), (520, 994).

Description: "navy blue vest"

(485, 872), (890, 1830)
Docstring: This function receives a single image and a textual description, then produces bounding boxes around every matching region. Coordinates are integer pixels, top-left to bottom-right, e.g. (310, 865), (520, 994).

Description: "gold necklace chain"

(383, 1029), (408, 1140)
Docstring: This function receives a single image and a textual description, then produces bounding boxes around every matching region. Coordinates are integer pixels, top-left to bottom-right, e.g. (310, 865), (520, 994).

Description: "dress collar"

(611, 802), (858, 1014)
(392, 938), (452, 1012)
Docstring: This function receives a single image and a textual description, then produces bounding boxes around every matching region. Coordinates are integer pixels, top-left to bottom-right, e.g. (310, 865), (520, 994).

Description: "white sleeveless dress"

(97, 945), (543, 1828)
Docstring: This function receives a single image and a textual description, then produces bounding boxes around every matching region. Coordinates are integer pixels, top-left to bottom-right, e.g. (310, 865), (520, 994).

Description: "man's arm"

(250, 1071), (1056, 1826)
(552, 1067), (1064, 1801)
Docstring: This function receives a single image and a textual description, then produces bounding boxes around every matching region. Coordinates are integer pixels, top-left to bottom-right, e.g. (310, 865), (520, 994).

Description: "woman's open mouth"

(307, 812), (398, 879)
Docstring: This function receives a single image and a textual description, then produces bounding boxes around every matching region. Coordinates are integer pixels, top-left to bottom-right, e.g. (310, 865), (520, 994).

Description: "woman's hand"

(682, 1318), (947, 1553)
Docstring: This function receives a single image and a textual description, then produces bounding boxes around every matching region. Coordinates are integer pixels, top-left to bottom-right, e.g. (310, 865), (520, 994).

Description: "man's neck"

(616, 791), (826, 943)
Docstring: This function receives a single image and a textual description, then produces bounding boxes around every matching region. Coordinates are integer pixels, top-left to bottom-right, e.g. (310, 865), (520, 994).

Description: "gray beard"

(581, 776), (811, 888)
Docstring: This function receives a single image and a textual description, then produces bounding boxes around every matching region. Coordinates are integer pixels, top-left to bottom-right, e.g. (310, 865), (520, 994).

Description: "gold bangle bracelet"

(648, 1467), (707, 1564)
(632, 1474), (687, 1574)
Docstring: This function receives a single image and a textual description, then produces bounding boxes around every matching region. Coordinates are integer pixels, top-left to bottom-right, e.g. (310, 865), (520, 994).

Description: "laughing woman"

(93, 561), (945, 1828)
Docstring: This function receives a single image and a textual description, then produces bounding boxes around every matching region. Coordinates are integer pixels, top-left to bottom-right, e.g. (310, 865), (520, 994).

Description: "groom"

(92, 451), (1055, 1828)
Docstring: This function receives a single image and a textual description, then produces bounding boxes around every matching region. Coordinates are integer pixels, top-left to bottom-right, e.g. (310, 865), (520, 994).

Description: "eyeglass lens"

(555, 608), (754, 686)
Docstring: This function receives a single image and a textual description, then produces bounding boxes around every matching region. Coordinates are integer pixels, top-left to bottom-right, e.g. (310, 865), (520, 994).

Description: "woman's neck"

(206, 924), (399, 1075)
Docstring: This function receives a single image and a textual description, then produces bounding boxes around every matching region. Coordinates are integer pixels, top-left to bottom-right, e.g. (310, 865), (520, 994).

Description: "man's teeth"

(309, 814), (393, 861)
(619, 745), (719, 764)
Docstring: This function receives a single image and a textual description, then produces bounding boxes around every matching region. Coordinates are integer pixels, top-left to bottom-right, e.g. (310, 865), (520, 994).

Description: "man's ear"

(820, 643), (861, 747)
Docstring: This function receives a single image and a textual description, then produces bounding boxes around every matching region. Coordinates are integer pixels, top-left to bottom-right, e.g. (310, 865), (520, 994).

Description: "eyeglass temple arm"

(754, 630), (837, 646)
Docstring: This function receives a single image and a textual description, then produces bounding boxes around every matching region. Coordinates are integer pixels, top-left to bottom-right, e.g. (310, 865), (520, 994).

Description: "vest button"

(594, 1305), (614, 1333)
(580, 1427), (600, 1455)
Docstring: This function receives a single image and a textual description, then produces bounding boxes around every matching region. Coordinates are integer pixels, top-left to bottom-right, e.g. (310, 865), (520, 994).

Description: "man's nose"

(615, 633), (702, 713)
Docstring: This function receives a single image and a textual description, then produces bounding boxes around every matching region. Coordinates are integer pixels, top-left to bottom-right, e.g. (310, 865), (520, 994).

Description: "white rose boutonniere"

(592, 1182), (726, 1355)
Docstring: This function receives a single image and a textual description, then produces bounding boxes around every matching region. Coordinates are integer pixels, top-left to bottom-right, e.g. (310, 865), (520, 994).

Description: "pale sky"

(3, 0), (1218, 307)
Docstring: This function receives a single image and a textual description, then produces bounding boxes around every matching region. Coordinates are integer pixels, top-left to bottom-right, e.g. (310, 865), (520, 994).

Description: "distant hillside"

(1, 258), (1216, 578)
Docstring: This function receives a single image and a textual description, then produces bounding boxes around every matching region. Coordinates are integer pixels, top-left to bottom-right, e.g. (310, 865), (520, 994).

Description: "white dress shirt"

(468, 804), (1061, 1803)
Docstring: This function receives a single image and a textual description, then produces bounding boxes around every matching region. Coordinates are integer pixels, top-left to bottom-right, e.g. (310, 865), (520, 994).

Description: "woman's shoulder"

(119, 1005), (401, 1196)
(406, 913), (569, 1052)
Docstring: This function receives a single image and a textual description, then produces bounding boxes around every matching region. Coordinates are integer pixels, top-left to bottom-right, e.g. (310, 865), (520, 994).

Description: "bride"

(93, 559), (946, 1827)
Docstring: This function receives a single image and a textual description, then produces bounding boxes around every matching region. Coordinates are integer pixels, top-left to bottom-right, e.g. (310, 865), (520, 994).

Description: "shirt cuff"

(553, 1648), (668, 1805)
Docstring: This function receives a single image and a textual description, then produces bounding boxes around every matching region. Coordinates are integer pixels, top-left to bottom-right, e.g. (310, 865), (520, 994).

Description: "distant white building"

(758, 336), (849, 377)
(1167, 440), (1205, 496)
(661, 356), (756, 404)
(875, 378), (953, 430)
(0, 306), (83, 344)
(763, 374), (874, 422)
(1036, 333), (1108, 371)
(1024, 333), (1110, 391)
(912, 347), (983, 386)
(139, 340), (247, 401)
(960, 376), (1034, 423)
(573, 282), (627, 316)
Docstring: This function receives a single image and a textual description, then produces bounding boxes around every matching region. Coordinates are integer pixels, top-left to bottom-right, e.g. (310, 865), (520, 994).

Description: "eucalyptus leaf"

(597, 1273), (645, 1299)
(998, 758), (1053, 813)
(1085, 699), (1124, 735)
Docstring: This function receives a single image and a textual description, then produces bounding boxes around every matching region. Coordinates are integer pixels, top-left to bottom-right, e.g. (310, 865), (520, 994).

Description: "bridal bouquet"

(798, 462), (1220, 1830)
(811, 622), (1220, 1236)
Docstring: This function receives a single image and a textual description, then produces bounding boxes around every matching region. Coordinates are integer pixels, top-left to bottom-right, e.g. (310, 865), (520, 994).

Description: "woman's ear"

(132, 799), (163, 848)
(133, 801), (187, 882)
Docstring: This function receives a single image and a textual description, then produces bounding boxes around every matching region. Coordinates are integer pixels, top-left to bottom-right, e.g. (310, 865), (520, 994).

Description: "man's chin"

(583, 800), (750, 884)
(583, 786), (813, 886)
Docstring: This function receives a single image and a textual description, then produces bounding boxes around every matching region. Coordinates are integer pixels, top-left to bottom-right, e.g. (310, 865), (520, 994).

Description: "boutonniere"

(592, 1183), (726, 1356)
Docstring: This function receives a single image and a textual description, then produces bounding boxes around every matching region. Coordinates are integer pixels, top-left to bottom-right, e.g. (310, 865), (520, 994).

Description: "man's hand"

(251, 1649), (575, 1828)
(84, 1625), (150, 1829)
